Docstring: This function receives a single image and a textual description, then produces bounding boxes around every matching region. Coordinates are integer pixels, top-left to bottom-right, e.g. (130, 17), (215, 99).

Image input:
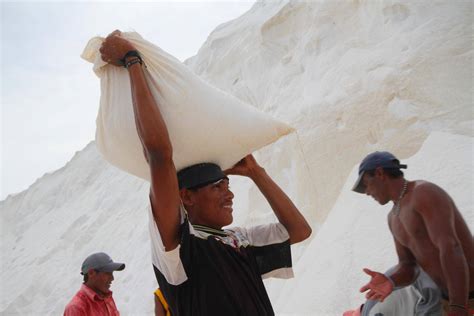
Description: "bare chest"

(389, 204), (431, 249)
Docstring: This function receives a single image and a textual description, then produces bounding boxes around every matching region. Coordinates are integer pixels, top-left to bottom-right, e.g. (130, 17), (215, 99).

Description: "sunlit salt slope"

(1, 0), (473, 315)
(187, 0), (473, 224)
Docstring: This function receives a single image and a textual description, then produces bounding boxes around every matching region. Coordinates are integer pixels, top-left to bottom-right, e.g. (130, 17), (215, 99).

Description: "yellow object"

(154, 288), (171, 316)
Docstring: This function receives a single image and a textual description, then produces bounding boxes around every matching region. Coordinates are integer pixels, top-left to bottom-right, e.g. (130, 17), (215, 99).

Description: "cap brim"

(187, 175), (228, 190)
(352, 171), (366, 193)
(100, 262), (125, 272)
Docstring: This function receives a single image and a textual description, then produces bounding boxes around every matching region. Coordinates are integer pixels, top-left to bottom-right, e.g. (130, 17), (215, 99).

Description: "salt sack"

(81, 32), (293, 180)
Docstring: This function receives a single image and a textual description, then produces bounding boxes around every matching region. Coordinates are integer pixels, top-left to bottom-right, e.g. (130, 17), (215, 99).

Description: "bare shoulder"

(412, 180), (455, 216)
(412, 180), (449, 199)
(413, 179), (438, 189)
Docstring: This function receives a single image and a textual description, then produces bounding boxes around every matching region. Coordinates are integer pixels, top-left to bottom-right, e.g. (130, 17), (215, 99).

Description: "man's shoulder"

(410, 180), (456, 219)
(64, 292), (88, 313)
(411, 180), (450, 201)
(412, 180), (442, 192)
(64, 302), (86, 312)
(227, 222), (290, 247)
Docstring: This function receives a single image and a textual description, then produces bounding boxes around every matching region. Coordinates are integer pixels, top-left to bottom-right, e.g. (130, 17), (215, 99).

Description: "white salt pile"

(1, 1), (472, 314)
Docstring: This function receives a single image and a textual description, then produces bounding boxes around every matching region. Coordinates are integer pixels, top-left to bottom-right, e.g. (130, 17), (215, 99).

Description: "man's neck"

(390, 178), (408, 203)
(84, 283), (109, 298)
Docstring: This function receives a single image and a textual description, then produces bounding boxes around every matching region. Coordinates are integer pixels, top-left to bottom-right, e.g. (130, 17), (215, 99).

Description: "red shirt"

(64, 284), (120, 316)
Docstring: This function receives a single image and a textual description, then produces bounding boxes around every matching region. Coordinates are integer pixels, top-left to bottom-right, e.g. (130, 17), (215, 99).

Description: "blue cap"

(352, 151), (407, 193)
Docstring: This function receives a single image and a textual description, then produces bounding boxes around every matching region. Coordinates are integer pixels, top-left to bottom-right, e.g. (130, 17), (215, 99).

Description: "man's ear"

(374, 167), (385, 178)
(180, 189), (194, 207)
(87, 269), (97, 278)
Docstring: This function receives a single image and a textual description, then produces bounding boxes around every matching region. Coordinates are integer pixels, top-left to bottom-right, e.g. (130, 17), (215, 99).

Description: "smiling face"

(182, 178), (235, 229)
(86, 269), (114, 297)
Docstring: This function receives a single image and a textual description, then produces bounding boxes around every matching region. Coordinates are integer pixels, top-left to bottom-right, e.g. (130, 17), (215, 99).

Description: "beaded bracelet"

(125, 58), (142, 69)
(120, 50), (142, 67)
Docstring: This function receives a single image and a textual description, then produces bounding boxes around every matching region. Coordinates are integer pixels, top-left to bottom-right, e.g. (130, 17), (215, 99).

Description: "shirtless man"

(352, 151), (473, 316)
(99, 31), (311, 315)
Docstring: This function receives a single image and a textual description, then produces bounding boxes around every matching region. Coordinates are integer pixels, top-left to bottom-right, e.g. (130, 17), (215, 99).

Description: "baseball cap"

(352, 151), (407, 193)
(81, 252), (125, 275)
(177, 163), (227, 189)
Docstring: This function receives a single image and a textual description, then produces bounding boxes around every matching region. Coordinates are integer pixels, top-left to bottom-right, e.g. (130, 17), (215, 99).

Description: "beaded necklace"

(393, 179), (408, 216)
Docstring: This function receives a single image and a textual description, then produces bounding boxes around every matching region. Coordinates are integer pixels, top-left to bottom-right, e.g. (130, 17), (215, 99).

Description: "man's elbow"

(302, 225), (312, 240)
(291, 224), (312, 244)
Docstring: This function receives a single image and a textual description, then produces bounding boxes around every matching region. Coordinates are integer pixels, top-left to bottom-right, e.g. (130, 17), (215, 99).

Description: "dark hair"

(366, 168), (404, 178)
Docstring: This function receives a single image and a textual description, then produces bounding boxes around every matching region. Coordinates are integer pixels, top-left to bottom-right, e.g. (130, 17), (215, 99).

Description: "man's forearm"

(127, 60), (173, 158)
(250, 167), (311, 244)
(388, 263), (419, 287)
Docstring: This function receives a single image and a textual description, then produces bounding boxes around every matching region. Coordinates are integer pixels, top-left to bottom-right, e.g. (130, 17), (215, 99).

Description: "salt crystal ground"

(1, 1), (472, 315)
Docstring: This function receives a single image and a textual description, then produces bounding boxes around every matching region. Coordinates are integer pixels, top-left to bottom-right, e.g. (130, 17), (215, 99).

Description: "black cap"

(352, 151), (407, 193)
(177, 163), (226, 189)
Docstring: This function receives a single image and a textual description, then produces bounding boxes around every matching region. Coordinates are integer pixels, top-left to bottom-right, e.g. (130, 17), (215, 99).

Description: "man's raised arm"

(225, 155), (312, 244)
(100, 31), (181, 250)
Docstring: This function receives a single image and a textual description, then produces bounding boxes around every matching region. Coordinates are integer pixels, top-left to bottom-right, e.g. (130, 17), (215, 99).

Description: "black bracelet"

(120, 50), (142, 67)
(125, 58), (142, 69)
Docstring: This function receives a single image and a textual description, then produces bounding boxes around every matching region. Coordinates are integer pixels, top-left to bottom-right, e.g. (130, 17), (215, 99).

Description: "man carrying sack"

(99, 30), (311, 316)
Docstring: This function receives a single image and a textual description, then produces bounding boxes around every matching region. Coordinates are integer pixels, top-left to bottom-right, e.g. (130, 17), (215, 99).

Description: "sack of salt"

(82, 32), (293, 181)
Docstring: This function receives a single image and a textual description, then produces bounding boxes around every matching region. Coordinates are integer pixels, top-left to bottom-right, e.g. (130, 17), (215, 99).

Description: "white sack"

(81, 32), (293, 180)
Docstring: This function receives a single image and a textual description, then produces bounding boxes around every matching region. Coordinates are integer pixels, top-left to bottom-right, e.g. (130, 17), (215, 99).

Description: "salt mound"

(188, 0), (473, 224)
(1, 0), (472, 314)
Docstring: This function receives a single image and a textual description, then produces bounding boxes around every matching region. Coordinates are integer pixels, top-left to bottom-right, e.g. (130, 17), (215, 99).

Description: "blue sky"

(1, 1), (255, 199)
